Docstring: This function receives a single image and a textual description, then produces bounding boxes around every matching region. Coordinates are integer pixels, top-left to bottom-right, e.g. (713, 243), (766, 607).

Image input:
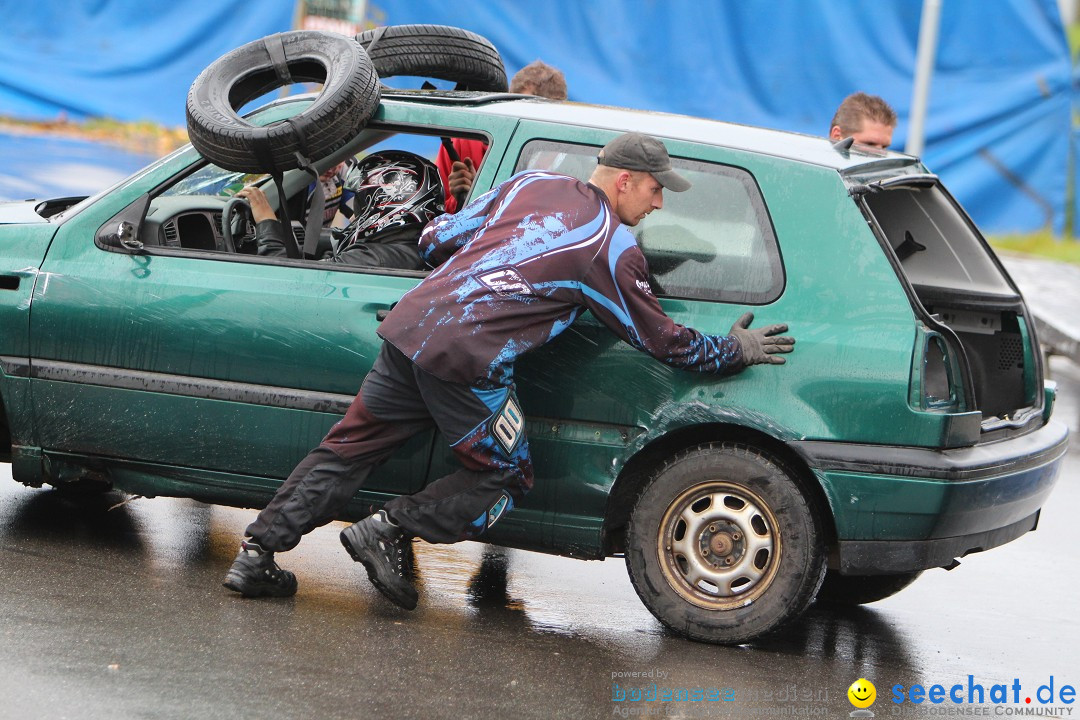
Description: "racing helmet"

(340, 150), (445, 249)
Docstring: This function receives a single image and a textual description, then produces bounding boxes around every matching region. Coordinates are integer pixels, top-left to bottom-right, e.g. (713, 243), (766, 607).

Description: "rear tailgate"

(847, 170), (1046, 441)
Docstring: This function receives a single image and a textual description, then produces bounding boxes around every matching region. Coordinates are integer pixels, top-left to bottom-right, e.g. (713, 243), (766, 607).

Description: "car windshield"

(159, 97), (313, 198)
(161, 164), (269, 197)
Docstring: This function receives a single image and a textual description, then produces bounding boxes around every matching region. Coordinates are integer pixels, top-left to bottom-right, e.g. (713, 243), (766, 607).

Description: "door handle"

(374, 302), (396, 322)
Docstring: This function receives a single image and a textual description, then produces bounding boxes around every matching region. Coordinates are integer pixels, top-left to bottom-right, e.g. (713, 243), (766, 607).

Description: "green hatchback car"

(0, 90), (1067, 644)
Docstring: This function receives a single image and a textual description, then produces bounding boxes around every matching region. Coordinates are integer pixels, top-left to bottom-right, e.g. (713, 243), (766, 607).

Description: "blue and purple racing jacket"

(378, 170), (744, 387)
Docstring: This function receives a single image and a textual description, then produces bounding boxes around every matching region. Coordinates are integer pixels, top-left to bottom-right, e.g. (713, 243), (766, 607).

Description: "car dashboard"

(144, 196), (255, 253)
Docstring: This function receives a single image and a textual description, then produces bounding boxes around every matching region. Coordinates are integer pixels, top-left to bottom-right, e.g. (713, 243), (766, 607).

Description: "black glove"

(728, 312), (795, 365)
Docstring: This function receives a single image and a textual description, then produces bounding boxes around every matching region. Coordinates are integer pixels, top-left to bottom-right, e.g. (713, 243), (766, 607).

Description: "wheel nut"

(732, 532), (741, 541)
(709, 524), (718, 533)
(724, 557), (734, 565)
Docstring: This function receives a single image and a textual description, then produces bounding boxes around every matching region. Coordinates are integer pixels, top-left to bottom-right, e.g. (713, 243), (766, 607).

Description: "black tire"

(815, 570), (923, 606)
(626, 443), (827, 644)
(186, 31), (380, 173)
(356, 24), (508, 92)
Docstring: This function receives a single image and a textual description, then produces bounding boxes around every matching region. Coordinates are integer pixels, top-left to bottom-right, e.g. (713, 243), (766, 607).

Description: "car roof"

(378, 90), (920, 175)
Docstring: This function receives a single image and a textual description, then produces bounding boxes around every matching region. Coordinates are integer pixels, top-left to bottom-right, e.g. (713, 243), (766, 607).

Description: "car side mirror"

(99, 220), (144, 252)
(96, 193), (150, 253)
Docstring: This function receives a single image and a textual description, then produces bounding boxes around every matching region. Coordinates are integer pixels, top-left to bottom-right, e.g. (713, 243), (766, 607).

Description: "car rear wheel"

(625, 443), (826, 644)
(356, 24), (508, 91)
(815, 570), (923, 606)
(186, 30), (380, 172)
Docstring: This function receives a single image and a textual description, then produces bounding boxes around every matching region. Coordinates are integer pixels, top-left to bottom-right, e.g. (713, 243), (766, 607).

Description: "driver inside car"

(235, 150), (445, 270)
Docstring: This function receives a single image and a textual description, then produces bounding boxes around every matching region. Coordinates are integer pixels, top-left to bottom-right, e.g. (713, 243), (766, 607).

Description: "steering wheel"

(221, 196), (253, 253)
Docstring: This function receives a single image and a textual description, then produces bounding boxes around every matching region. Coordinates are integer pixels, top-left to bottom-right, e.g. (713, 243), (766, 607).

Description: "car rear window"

(516, 140), (783, 304)
(864, 183), (1014, 297)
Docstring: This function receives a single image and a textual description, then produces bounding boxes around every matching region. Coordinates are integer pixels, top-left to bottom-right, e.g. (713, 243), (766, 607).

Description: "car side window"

(139, 128), (469, 275)
(516, 140), (784, 304)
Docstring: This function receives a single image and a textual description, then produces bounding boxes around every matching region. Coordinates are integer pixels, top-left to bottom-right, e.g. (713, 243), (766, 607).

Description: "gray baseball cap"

(596, 132), (692, 192)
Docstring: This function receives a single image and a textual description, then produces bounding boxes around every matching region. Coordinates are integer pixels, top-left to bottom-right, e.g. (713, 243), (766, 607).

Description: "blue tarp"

(0, 0), (1073, 235)
(0, 0), (295, 124)
(366, 0), (1074, 235)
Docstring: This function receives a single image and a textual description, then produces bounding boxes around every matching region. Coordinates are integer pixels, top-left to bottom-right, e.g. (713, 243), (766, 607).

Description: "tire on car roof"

(356, 24), (508, 92)
(186, 30), (380, 173)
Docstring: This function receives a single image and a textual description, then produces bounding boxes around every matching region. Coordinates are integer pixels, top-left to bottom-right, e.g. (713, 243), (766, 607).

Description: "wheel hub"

(701, 521), (742, 566)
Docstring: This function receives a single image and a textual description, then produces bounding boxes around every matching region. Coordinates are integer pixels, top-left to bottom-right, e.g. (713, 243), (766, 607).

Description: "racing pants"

(246, 342), (533, 551)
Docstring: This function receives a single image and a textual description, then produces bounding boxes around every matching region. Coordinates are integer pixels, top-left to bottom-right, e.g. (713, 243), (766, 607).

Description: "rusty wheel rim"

(656, 481), (781, 611)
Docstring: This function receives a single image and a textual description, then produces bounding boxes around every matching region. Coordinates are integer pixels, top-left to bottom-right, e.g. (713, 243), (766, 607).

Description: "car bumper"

(792, 419), (1069, 574)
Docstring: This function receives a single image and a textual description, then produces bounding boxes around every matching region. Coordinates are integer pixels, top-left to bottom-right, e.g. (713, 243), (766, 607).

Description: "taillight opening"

(923, 334), (956, 410)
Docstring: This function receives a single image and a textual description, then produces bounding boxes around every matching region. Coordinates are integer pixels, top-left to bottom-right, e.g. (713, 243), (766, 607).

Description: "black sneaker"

(340, 510), (418, 610)
(222, 539), (298, 598)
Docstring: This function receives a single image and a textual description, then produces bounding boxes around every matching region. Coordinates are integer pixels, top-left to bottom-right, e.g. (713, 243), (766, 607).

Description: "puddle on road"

(411, 540), (664, 649)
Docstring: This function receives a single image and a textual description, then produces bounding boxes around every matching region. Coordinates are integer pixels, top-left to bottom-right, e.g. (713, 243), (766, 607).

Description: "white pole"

(1059, 0), (1077, 25)
(907, 0), (943, 157)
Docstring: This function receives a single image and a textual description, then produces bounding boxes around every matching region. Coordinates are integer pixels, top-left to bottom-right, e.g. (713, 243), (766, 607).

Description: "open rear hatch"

(849, 171), (1044, 440)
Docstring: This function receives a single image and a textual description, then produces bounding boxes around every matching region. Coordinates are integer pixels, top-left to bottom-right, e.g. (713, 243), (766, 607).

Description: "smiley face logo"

(848, 678), (876, 708)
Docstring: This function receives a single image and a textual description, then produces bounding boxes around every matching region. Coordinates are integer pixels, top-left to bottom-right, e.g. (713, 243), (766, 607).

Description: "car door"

(27, 179), (431, 496)
(423, 122), (789, 552)
(498, 124), (786, 409)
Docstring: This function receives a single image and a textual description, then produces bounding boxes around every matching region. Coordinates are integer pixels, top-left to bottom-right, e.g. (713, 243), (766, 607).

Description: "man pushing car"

(223, 132), (796, 610)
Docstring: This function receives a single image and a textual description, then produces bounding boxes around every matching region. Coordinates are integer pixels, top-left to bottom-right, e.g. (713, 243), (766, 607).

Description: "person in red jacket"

(436, 60), (568, 212)
(222, 132), (796, 611)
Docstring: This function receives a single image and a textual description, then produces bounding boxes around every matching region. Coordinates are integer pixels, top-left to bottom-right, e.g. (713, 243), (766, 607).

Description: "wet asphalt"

(0, 355), (1077, 720)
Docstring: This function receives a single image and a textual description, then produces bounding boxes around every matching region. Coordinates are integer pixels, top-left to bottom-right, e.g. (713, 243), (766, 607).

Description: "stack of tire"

(186, 25), (508, 173)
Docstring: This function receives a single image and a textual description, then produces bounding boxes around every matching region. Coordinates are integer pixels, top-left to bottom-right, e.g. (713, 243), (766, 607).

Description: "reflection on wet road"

(1, 357), (1078, 719)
